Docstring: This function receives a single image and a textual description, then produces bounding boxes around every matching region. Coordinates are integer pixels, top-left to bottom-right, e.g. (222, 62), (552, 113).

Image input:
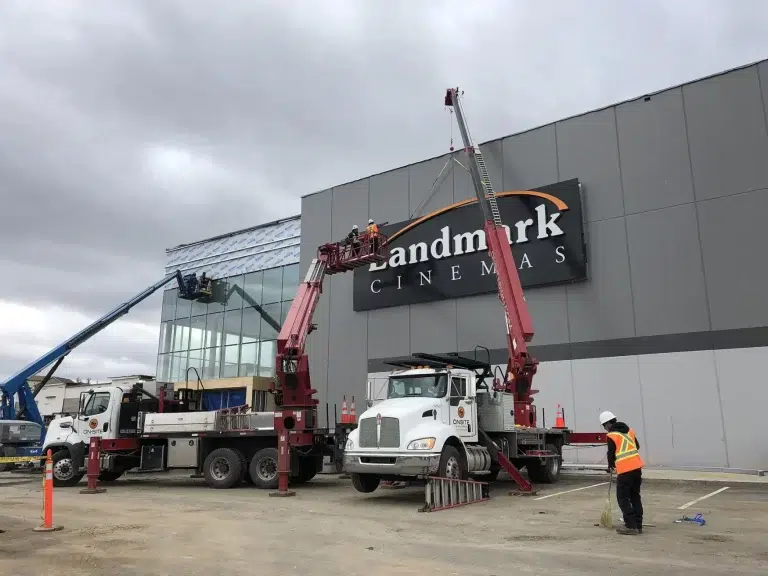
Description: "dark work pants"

(616, 468), (643, 530)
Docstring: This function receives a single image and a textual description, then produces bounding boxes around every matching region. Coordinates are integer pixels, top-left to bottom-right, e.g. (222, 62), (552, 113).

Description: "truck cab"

(343, 365), (495, 493)
(42, 385), (127, 486)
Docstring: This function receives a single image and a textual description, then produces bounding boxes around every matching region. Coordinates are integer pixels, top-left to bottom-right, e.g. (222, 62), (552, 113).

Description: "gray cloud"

(1, 0), (767, 379)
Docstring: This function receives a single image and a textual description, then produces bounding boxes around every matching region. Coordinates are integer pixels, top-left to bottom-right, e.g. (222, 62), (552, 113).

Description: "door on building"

(202, 388), (247, 410)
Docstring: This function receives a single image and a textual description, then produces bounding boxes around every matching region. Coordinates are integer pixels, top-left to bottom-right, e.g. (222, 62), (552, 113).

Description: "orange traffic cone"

(341, 395), (349, 424)
(555, 404), (565, 428)
(349, 396), (357, 424)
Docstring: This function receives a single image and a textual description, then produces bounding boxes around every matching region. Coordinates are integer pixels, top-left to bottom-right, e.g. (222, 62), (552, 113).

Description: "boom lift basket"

(322, 232), (388, 275)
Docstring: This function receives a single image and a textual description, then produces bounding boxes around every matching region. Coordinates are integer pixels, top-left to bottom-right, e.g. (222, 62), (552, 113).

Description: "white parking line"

(678, 486), (730, 510)
(533, 482), (608, 500)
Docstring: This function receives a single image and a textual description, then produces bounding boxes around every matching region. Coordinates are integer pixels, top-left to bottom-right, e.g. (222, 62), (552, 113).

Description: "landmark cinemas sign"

(352, 178), (588, 312)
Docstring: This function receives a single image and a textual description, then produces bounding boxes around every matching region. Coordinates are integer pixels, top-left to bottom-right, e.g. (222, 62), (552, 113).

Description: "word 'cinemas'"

(352, 179), (588, 312)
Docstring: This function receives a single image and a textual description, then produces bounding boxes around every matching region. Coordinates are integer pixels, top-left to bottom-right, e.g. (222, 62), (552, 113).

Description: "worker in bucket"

(600, 410), (644, 535)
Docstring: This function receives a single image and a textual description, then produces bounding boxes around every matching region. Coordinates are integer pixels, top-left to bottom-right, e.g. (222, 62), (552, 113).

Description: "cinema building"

(160, 58), (768, 472)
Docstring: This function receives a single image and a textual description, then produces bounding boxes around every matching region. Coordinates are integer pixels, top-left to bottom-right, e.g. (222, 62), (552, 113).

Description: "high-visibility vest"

(607, 428), (644, 474)
(366, 223), (378, 234)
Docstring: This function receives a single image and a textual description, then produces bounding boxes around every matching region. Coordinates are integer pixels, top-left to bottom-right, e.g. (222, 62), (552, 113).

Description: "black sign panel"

(352, 178), (588, 312)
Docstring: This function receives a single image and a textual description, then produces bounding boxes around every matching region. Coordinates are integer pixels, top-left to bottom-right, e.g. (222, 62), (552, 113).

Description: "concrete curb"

(561, 470), (768, 490)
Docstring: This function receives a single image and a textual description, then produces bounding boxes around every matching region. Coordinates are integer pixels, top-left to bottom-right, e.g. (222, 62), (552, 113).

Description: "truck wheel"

(248, 447), (279, 490)
(98, 470), (124, 482)
(350, 473), (380, 493)
(203, 448), (243, 489)
(293, 455), (318, 485)
(0, 447), (15, 472)
(438, 445), (468, 480)
(526, 443), (561, 484)
(51, 450), (85, 487)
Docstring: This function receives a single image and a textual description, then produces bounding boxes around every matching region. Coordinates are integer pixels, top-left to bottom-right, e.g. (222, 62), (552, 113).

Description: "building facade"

(299, 59), (768, 472)
(157, 216), (301, 411)
(157, 59), (768, 472)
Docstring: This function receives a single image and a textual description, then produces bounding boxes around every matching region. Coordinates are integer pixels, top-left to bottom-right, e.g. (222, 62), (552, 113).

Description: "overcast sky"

(1, 0), (767, 382)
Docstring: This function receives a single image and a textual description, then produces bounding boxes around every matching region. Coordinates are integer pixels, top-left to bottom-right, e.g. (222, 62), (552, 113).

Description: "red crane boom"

(444, 88), (539, 428)
(271, 231), (388, 494)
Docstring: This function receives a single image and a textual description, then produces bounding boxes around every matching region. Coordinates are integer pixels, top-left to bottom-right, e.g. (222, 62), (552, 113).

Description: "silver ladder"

(419, 476), (490, 512)
(474, 149), (502, 227)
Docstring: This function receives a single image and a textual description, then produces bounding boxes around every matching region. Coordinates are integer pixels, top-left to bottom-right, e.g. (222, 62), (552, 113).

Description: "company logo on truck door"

(352, 178), (587, 311)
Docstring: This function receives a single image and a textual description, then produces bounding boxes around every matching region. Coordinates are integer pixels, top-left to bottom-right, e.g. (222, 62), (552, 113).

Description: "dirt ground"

(1, 471), (767, 576)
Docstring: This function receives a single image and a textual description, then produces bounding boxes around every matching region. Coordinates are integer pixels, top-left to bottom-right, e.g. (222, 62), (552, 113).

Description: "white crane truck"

(40, 382), (323, 489)
(342, 88), (602, 494)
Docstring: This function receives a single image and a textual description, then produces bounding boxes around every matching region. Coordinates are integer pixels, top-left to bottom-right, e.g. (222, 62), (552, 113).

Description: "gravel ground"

(1, 471), (767, 576)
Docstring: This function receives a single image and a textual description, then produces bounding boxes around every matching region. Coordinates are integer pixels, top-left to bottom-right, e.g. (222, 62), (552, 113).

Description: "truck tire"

(293, 455), (319, 485)
(438, 445), (468, 480)
(203, 448), (243, 489)
(51, 450), (85, 487)
(350, 473), (380, 493)
(248, 447), (279, 490)
(526, 443), (561, 484)
(98, 470), (124, 482)
(234, 449), (247, 484)
(0, 446), (15, 472)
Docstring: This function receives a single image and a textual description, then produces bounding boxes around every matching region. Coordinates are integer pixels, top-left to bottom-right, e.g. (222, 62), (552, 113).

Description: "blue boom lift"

(0, 270), (213, 460)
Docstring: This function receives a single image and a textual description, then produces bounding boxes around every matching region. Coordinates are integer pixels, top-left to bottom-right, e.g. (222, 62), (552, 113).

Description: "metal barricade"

(419, 476), (490, 512)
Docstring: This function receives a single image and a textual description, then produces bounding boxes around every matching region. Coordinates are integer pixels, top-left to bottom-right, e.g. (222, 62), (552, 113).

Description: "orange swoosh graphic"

(387, 190), (569, 244)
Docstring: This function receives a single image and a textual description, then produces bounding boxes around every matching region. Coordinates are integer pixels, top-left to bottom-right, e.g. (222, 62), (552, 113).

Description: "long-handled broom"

(599, 471), (614, 528)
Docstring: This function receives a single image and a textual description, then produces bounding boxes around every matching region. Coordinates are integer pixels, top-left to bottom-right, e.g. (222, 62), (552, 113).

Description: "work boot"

(616, 526), (639, 535)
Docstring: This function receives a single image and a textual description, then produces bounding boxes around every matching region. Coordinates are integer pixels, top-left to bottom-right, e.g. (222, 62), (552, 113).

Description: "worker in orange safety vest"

(600, 410), (644, 535)
(365, 219), (378, 234)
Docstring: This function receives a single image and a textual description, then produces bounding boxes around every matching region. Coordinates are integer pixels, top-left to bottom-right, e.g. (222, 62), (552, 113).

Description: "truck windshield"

(387, 374), (448, 399)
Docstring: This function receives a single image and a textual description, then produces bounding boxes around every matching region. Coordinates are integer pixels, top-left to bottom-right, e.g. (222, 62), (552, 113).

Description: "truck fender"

(45, 441), (87, 469)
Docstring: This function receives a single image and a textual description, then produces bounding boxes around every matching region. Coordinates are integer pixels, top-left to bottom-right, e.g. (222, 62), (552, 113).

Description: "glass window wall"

(156, 264), (297, 382)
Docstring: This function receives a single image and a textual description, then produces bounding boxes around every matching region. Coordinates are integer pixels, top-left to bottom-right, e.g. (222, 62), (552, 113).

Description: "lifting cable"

(408, 106), (469, 220)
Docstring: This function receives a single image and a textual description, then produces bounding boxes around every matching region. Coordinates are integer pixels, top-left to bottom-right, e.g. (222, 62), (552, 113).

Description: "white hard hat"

(352, 224), (358, 229)
(368, 218), (374, 224)
(599, 411), (616, 425)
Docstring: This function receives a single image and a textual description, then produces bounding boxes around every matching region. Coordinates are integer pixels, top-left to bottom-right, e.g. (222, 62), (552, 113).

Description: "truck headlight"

(345, 438), (354, 450)
(407, 437), (436, 450)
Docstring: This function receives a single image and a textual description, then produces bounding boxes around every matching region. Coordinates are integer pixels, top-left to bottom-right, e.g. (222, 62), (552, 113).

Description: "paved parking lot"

(1, 471), (767, 576)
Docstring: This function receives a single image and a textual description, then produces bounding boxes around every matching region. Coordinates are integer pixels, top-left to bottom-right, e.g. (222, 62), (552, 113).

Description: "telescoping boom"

(0, 270), (212, 438)
(444, 88), (538, 425)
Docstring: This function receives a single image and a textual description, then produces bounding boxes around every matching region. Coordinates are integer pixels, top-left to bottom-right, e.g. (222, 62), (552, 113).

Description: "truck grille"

(357, 417), (400, 448)
(359, 418), (377, 447)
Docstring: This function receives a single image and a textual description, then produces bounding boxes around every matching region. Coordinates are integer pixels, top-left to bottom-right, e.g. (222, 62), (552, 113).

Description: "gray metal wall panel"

(527, 285), (570, 346)
(570, 356), (646, 466)
(300, 191), (333, 425)
(408, 155), (453, 218)
(760, 61), (768, 129)
(367, 307), (410, 360)
(715, 347), (768, 470)
(697, 189), (768, 330)
(626, 203), (710, 337)
(683, 65), (768, 201)
(409, 300), (458, 355)
(566, 218), (635, 343)
(327, 180), (370, 415)
(638, 351), (727, 468)
(556, 107), (623, 222)
(616, 89), (695, 214)
(369, 167), (409, 226)
(367, 167), (411, 361)
(456, 293), (506, 353)
(501, 126), (558, 190)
